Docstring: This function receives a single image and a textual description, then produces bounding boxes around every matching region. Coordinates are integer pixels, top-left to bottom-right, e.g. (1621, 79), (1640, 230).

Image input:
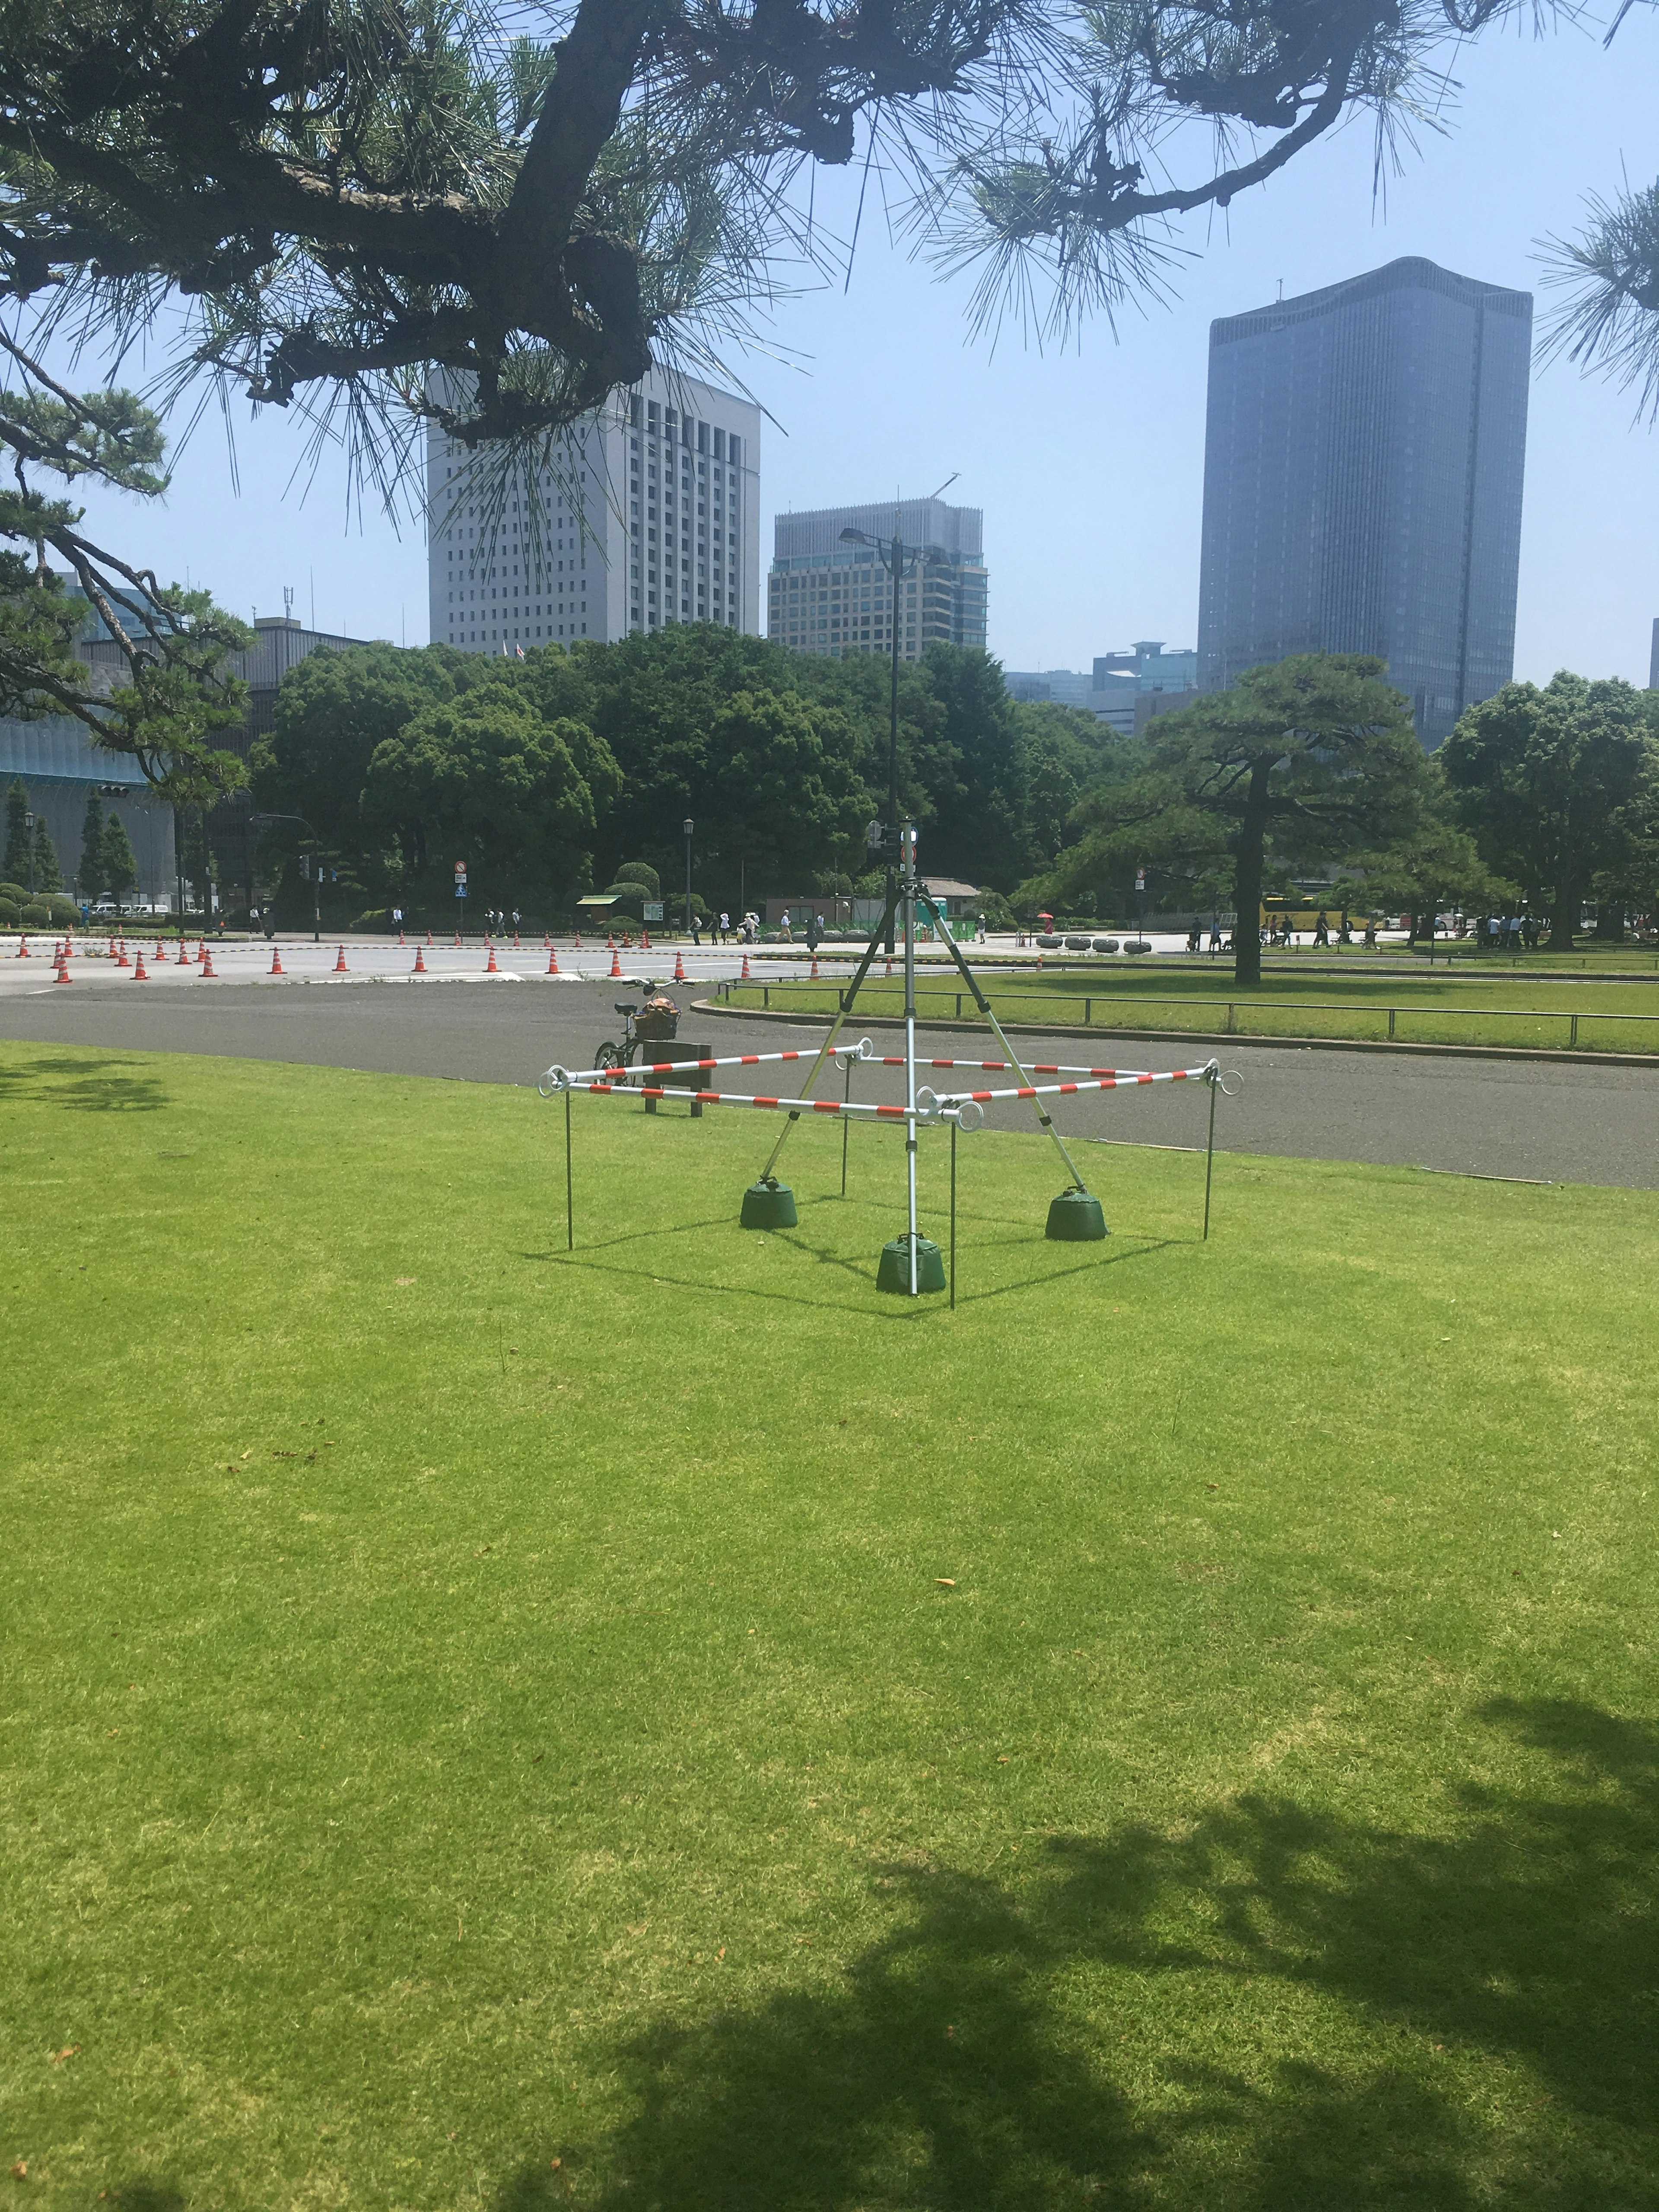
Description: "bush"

(612, 861), (661, 899)
(0, 880), (24, 904)
(0, 899), (17, 927)
(21, 900), (51, 925)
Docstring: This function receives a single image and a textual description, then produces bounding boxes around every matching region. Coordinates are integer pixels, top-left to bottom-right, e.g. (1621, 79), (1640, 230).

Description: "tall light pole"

(23, 808), (35, 899)
(839, 473), (957, 956)
(683, 816), (694, 937)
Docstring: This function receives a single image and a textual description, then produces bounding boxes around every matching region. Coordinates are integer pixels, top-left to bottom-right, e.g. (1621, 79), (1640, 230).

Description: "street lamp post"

(839, 473), (957, 956)
(683, 817), (694, 938)
(23, 808), (35, 899)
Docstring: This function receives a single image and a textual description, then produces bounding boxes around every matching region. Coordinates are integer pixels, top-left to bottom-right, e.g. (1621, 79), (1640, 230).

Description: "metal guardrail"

(728, 982), (1659, 1052)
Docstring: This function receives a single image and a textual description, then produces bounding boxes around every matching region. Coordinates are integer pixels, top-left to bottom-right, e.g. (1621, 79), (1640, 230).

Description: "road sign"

(454, 861), (467, 878)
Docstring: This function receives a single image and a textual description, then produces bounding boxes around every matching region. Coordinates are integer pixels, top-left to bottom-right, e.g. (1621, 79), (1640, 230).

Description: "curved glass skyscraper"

(1197, 257), (1531, 748)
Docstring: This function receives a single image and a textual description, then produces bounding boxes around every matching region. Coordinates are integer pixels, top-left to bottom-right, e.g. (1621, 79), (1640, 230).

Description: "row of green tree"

(3, 780), (139, 903)
(250, 629), (1117, 925)
(1018, 657), (1659, 983)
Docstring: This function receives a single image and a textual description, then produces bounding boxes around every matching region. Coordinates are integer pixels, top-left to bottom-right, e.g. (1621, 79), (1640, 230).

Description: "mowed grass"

(731, 966), (1659, 1054)
(3, 1041), (1656, 2211)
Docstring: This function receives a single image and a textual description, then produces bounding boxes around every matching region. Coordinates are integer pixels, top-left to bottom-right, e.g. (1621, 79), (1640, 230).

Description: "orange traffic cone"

(200, 945), (216, 977)
(413, 945), (426, 973)
(454, 929), (463, 949)
(485, 943), (499, 973)
(740, 953), (751, 980)
(512, 930), (521, 949)
(155, 940), (165, 962)
(15, 934), (28, 957)
(334, 943), (348, 973)
(543, 931), (551, 949)
(54, 952), (72, 982)
(398, 928), (406, 947)
(426, 929), (434, 947)
(270, 945), (284, 975)
(573, 930), (582, 949)
(674, 949), (686, 982)
(609, 945), (623, 979)
(606, 932), (615, 950)
(810, 953), (820, 978)
(176, 939), (191, 965)
(116, 939), (130, 967)
(133, 952), (148, 980)
(641, 928), (651, 951)
(546, 944), (560, 976)
(197, 939), (207, 963)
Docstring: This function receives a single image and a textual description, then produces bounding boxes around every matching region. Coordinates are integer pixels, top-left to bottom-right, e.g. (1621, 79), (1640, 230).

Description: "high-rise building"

(427, 367), (761, 652)
(1197, 256), (1531, 748)
(768, 498), (987, 660)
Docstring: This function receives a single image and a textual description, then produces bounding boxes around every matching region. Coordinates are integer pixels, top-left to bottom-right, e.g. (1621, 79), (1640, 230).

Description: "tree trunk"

(1231, 762), (1273, 987)
(1548, 883), (1578, 953)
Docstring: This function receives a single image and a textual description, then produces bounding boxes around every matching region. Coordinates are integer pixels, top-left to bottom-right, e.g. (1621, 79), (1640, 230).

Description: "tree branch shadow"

(491, 1697), (1657, 2212)
(0, 1052), (170, 1112)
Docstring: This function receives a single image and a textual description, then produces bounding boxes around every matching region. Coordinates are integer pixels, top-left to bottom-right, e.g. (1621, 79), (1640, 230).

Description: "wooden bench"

(641, 1041), (710, 1118)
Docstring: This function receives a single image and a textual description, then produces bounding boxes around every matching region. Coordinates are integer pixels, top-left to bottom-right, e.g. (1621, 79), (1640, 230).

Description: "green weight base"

(741, 1179), (798, 1230)
(1046, 1189), (1109, 1242)
(877, 1233), (946, 1295)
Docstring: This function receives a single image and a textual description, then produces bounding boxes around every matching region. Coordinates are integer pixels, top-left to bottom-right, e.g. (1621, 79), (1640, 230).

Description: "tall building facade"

(1197, 256), (1531, 748)
(427, 367), (761, 651)
(768, 498), (987, 659)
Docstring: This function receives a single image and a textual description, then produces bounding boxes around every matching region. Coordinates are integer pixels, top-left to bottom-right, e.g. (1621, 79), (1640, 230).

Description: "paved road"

(2, 966), (1654, 1187)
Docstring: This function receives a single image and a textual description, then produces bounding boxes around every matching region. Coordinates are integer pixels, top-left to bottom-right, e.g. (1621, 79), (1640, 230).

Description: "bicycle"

(592, 982), (680, 1075)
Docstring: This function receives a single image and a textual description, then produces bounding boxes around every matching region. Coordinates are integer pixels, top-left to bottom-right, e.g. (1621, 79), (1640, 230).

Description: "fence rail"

(726, 981), (1659, 1055)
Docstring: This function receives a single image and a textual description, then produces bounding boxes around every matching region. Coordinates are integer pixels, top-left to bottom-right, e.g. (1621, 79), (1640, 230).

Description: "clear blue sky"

(61, 12), (1659, 684)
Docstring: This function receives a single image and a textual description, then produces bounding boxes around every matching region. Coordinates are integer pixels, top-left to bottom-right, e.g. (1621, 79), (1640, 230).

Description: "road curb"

(688, 997), (1659, 1071)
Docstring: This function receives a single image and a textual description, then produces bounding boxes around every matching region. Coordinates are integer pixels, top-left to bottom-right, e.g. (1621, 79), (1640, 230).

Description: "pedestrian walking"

(719, 910), (730, 944)
(779, 908), (792, 942)
(692, 913), (702, 947)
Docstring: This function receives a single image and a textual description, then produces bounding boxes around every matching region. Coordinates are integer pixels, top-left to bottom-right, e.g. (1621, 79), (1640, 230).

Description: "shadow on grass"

(520, 1200), (1179, 1317)
(0, 1052), (169, 1112)
(493, 1697), (1655, 2212)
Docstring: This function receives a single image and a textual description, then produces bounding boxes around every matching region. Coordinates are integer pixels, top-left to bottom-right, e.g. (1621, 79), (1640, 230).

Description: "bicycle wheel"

(594, 1041), (625, 1075)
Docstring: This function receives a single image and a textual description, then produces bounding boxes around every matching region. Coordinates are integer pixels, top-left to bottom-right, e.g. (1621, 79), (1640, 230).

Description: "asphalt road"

(3, 969), (1655, 1188)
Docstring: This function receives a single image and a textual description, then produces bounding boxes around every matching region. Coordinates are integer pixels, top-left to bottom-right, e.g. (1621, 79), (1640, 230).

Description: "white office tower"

(426, 368), (762, 651)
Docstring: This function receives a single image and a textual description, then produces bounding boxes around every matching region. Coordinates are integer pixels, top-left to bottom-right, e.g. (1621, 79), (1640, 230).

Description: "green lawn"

(730, 965), (1659, 1053)
(3, 1041), (1656, 2210)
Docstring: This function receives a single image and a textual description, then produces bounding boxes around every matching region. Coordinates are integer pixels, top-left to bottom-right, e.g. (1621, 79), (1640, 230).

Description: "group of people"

(1262, 910), (1356, 949)
(690, 910), (762, 947)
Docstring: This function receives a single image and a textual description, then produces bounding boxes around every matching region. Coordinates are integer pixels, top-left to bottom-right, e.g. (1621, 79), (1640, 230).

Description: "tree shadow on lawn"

(493, 1698), (1656, 2212)
(0, 1052), (169, 1112)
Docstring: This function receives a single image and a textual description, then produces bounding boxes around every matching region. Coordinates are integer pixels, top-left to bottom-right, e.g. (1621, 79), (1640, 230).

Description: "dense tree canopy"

(1440, 672), (1659, 949)
(251, 629), (1116, 916)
